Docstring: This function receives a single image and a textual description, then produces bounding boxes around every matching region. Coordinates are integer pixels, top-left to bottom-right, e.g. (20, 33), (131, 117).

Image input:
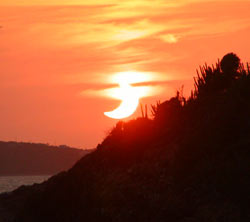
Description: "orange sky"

(0, 0), (250, 148)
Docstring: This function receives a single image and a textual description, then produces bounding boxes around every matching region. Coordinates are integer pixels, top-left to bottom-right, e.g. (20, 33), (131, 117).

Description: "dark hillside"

(0, 141), (91, 175)
(0, 53), (249, 222)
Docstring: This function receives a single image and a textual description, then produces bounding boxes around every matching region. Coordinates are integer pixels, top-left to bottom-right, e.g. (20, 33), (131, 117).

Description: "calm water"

(0, 175), (51, 193)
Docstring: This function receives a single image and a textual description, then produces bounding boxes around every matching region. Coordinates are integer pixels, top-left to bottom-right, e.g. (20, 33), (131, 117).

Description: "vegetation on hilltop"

(0, 53), (249, 222)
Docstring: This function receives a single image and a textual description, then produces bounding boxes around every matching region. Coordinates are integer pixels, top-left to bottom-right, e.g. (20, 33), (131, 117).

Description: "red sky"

(1, 0), (250, 149)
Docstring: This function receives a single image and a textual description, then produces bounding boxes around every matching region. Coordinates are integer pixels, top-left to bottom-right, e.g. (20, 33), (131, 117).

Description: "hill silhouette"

(0, 53), (249, 221)
(0, 141), (91, 176)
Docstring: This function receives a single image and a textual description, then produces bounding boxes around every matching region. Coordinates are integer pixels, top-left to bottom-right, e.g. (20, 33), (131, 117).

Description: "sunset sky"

(1, 0), (250, 148)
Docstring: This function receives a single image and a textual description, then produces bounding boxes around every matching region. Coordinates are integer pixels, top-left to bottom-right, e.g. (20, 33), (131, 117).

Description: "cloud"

(159, 34), (179, 43)
(1, 1), (250, 87)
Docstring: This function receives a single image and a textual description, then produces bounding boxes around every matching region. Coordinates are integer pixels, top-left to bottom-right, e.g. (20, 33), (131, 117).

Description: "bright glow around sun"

(105, 83), (152, 100)
(111, 71), (154, 85)
(104, 71), (156, 119)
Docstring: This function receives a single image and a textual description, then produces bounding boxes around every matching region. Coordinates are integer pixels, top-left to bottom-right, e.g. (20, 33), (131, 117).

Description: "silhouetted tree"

(220, 52), (240, 74)
(220, 52), (241, 88)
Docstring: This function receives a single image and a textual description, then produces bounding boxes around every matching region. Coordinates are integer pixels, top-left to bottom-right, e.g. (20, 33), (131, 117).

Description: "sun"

(104, 71), (153, 119)
(104, 83), (140, 119)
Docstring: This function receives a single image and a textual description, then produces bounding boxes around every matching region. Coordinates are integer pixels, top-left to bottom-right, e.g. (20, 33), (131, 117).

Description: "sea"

(0, 175), (51, 194)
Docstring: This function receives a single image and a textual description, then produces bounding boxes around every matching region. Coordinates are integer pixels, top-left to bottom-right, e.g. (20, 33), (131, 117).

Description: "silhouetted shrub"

(154, 95), (182, 122)
(191, 53), (249, 102)
(193, 62), (222, 98)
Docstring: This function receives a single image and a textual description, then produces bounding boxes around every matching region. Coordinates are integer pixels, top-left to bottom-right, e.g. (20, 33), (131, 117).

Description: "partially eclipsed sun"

(104, 71), (153, 119)
(104, 83), (140, 119)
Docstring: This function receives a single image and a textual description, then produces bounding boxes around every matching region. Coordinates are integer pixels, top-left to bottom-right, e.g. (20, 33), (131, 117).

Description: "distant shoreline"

(0, 175), (51, 194)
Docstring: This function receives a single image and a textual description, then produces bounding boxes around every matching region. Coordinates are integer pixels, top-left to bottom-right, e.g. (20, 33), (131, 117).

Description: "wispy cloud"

(1, 1), (250, 87)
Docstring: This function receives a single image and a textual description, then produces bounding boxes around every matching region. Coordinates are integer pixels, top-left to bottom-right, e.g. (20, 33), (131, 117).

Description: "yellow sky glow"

(0, 0), (250, 147)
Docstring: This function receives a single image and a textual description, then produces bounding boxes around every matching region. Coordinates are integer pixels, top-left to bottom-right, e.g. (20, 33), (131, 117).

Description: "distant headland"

(0, 141), (92, 176)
